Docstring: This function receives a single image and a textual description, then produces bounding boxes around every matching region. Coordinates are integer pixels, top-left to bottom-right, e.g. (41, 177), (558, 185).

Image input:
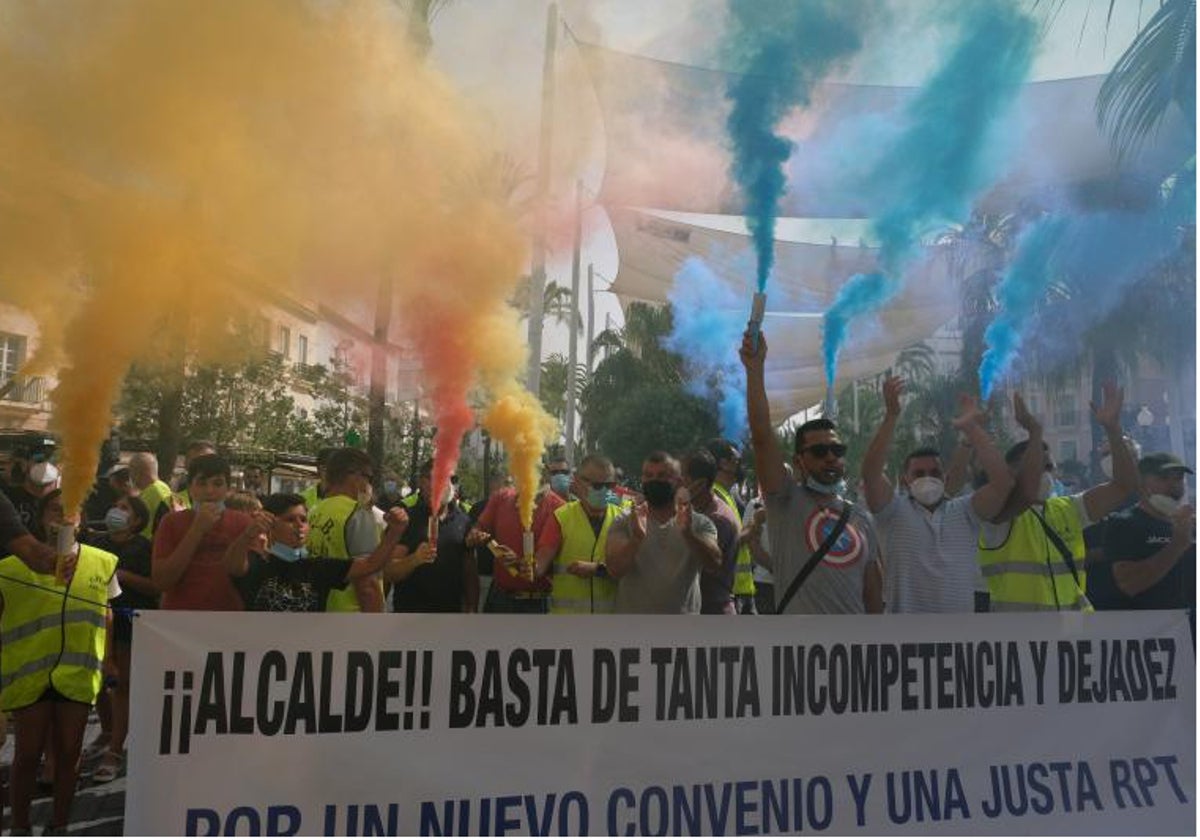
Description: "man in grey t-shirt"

(607, 451), (722, 614)
(740, 332), (884, 614)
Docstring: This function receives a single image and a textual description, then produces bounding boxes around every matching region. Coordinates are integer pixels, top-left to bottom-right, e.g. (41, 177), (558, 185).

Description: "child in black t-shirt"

(225, 492), (409, 612)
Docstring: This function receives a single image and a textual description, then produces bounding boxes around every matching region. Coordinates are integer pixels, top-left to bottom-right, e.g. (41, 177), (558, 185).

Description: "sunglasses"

(802, 443), (848, 459)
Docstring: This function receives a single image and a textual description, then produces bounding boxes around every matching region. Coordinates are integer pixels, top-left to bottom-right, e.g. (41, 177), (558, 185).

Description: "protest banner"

(127, 610), (1194, 835)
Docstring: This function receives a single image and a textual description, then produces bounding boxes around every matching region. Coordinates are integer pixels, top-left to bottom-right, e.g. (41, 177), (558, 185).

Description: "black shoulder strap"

(778, 503), (853, 614)
(1030, 506), (1082, 587)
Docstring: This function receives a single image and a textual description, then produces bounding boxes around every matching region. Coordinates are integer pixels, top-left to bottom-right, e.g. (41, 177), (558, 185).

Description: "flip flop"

(92, 750), (125, 784)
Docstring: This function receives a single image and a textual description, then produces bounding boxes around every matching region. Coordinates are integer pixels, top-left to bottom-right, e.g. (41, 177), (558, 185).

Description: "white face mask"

(1100, 455), (1113, 479)
(1036, 472), (1055, 502)
(1148, 494), (1180, 517)
(908, 476), (945, 507)
(1148, 490), (1186, 518)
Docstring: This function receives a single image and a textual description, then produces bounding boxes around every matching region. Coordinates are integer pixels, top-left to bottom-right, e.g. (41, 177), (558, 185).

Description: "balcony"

(0, 375), (48, 405)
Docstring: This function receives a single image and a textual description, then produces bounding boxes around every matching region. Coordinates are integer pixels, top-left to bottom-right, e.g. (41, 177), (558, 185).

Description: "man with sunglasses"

(861, 377), (1013, 613)
(741, 332), (884, 614)
(536, 454), (623, 614)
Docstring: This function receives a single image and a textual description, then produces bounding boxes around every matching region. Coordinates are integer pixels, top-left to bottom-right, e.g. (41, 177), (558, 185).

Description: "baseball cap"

(1137, 452), (1194, 476)
(106, 462), (130, 478)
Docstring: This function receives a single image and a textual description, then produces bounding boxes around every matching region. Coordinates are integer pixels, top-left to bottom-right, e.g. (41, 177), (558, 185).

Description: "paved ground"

(2, 709), (125, 836)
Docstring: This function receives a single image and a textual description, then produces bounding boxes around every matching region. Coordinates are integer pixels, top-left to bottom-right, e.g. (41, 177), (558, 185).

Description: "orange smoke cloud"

(0, 0), (547, 514)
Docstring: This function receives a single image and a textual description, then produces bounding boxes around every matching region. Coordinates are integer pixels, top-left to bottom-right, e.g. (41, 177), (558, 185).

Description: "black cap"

(1137, 452), (1194, 476)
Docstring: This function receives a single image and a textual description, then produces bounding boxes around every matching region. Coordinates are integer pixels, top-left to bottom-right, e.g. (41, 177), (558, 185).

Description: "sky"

(425, 0), (1152, 364)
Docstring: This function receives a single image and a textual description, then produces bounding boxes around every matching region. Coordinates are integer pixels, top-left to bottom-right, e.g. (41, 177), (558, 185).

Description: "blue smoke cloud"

(662, 257), (748, 439)
(822, 1), (1036, 387)
(978, 219), (1067, 400)
(724, 0), (867, 293)
(980, 165), (1195, 396)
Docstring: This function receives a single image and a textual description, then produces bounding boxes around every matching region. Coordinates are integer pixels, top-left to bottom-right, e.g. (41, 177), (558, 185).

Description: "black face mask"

(642, 480), (674, 507)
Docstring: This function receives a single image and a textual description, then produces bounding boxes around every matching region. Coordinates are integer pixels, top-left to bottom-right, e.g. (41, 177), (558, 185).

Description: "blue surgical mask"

(805, 476), (846, 497)
(104, 507), (131, 533)
(550, 474), (571, 497)
(383, 480), (398, 494)
(586, 487), (610, 509)
(270, 542), (308, 563)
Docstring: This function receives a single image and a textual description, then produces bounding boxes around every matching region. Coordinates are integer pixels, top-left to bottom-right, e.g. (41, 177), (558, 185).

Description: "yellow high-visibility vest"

(978, 497), (1092, 612)
(550, 502), (620, 615)
(0, 545), (117, 711)
(713, 483), (756, 598)
(306, 495), (380, 612)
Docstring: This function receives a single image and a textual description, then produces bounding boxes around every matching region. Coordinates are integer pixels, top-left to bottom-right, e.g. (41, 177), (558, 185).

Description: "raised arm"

(740, 331), (785, 495)
(1082, 382), (1138, 522)
(347, 507), (409, 580)
(861, 375), (903, 513)
(223, 510), (273, 578)
(954, 395), (1015, 522)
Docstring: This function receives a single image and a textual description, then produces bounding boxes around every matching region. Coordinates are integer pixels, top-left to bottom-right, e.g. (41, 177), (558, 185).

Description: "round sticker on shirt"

(804, 508), (864, 568)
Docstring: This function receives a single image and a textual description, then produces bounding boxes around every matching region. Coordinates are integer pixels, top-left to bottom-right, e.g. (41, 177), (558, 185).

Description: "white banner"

(127, 611), (1195, 836)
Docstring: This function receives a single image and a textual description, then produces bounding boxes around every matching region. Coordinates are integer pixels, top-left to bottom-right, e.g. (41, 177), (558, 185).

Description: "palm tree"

(1097, 0), (1196, 162)
(510, 278), (582, 332)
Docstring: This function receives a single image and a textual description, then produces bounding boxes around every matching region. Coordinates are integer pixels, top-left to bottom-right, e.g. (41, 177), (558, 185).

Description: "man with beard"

(740, 333), (884, 614)
(606, 451), (722, 614)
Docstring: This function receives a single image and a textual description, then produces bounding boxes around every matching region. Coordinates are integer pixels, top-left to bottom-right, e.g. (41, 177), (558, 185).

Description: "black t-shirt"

(0, 489), (28, 549)
(89, 533), (158, 612)
(393, 498), (470, 613)
(235, 552), (353, 613)
(1093, 505), (1195, 612)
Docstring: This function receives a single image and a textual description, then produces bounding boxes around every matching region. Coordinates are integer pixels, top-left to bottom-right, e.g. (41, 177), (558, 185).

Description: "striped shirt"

(876, 492), (982, 614)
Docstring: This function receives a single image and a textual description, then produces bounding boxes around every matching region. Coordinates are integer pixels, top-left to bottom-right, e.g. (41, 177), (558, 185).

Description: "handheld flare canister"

(55, 523), (75, 585)
(427, 513), (439, 549)
(747, 292), (767, 353)
(522, 529), (535, 581)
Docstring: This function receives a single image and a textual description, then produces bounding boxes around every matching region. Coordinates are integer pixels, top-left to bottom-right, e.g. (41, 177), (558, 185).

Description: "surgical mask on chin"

(270, 541), (308, 563)
(908, 477), (945, 507)
(1036, 472), (1055, 502)
(104, 507), (131, 533)
(550, 474), (571, 498)
(805, 475), (846, 497)
(1100, 455), (1113, 480)
(1149, 493), (1183, 518)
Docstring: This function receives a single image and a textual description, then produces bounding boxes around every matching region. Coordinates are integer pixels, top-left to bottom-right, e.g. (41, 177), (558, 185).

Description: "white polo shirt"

(876, 492), (983, 614)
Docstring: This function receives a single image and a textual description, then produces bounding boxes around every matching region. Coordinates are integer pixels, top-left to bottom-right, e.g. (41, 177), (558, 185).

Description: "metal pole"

(586, 263), (595, 375)
(564, 180), (582, 464)
(525, 3), (557, 395)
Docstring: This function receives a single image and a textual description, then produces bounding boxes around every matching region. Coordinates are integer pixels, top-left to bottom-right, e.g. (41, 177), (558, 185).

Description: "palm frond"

(1097, 0), (1196, 162)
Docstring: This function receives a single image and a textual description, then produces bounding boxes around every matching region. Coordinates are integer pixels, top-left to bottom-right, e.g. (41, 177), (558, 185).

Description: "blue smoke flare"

(724, 0), (866, 293)
(822, 1), (1036, 387)
(663, 257), (748, 439)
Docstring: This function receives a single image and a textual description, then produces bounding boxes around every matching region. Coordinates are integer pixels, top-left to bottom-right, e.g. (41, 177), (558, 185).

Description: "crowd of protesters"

(0, 330), (1193, 833)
